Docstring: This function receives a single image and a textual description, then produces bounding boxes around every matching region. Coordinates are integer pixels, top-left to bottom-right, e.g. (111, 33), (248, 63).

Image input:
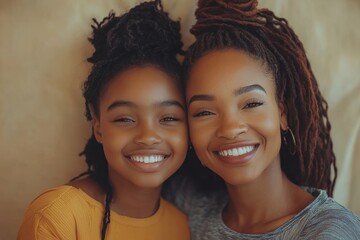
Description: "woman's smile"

(214, 143), (259, 165)
(187, 49), (285, 186)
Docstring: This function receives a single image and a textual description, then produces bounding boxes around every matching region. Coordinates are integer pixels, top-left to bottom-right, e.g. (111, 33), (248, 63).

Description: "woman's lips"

(214, 144), (259, 165)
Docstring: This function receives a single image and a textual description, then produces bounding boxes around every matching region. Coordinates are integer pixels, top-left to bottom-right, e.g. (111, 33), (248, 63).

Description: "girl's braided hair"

(72, 1), (183, 239)
(182, 0), (337, 196)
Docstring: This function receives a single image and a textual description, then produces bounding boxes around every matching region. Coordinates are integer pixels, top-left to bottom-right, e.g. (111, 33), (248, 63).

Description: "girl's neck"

(108, 172), (162, 218)
(223, 160), (314, 234)
(68, 175), (162, 219)
(109, 182), (162, 218)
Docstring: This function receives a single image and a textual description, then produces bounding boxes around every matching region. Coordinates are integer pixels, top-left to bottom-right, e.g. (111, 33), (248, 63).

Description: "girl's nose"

(134, 123), (162, 145)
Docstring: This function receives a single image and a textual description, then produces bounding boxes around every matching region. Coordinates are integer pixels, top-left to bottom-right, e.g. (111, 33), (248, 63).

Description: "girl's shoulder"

(22, 178), (104, 225)
(17, 185), (93, 239)
(22, 183), (97, 219)
(67, 177), (104, 203)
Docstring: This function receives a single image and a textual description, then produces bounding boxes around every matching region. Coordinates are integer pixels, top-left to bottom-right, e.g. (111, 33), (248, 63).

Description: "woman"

(165, 0), (360, 239)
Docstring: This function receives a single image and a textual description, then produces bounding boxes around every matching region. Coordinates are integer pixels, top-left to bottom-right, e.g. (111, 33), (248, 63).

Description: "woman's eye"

(243, 102), (264, 109)
(193, 111), (214, 117)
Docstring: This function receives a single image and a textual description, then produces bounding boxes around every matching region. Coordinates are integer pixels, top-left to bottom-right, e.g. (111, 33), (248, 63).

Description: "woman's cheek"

(189, 122), (209, 154)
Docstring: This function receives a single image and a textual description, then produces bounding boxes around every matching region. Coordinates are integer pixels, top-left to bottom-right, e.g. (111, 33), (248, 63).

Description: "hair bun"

(192, 0), (260, 36)
(88, 0), (182, 64)
(198, 0), (258, 12)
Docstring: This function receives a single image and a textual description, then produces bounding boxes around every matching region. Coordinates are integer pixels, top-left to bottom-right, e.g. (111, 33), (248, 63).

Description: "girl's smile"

(124, 149), (171, 173)
(94, 66), (188, 188)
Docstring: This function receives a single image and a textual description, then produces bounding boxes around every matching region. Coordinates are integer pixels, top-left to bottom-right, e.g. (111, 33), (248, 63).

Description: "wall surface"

(0, 0), (359, 239)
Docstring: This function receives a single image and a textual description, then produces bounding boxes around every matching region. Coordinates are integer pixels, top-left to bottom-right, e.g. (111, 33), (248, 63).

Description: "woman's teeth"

(218, 145), (255, 157)
(130, 155), (165, 163)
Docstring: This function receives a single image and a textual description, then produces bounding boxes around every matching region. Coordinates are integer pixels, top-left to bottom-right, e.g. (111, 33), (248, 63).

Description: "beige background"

(0, 0), (359, 239)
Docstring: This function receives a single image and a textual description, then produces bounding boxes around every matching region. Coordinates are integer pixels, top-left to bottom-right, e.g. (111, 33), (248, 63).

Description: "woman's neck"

(223, 160), (314, 234)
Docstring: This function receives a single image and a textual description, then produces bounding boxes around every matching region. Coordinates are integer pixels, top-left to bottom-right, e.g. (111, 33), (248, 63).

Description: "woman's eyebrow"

(234, 84), (267, 96)
(188, 84), (266, 106)
(188, 94), (215, 105)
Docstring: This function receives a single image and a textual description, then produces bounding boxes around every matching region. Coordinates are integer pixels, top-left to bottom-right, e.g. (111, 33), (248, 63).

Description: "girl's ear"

(90, 107), (102, 143)
(92, 117), (102, 143)
(279, 102), (288, 130)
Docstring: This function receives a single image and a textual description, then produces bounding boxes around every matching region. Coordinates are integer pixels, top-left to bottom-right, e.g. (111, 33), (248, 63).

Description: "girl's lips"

(129, 155), (167, 163)
(125, 149), (170, 157)
(127, 158), (168, 173)
(214, 144), (259, 165)
(125, 151), (171, 173)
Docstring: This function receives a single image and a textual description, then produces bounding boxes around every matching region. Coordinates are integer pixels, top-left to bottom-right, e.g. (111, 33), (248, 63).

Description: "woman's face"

(186, 49), (287, 186)
(94, 66), (188, 188)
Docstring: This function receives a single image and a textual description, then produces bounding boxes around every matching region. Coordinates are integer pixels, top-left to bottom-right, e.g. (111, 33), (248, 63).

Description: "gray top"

(164, 178), (360, 240)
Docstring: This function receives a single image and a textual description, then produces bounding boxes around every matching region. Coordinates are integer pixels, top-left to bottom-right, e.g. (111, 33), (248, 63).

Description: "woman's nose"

(215, 115), (247, 140)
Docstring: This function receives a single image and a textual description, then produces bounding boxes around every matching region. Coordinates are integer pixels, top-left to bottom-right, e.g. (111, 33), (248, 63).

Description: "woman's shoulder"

(309, 191), (360, 224)
(301, 189), (360, 239)
(163, 174), (227, 215)
(161, 198), (186, 214)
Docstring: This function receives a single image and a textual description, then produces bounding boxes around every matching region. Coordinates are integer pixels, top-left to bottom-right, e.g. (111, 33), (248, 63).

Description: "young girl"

(165, 0), (360, 239)
(17, 1), (190, 239)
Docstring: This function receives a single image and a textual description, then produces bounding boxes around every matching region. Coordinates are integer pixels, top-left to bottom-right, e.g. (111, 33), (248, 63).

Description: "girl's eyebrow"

(234, 84), (267, 96)
(107, 100), (184, 112)
(107, 101), (137, 112)
(157, 100), (185, 110)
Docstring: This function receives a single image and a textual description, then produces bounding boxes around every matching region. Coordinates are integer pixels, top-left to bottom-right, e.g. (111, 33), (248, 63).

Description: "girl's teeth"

(232, 149), (238, 156)
(219, 145), (255, 157)
(130, 155), (165, 163)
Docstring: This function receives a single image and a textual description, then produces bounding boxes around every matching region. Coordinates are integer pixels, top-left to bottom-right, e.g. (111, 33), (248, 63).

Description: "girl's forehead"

(100, 66), (184, 107)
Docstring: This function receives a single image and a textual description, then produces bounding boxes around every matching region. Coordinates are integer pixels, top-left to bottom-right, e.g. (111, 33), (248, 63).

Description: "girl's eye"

(193, 111), (214, 117)
(113, 117), (135, 123)
(243, 101), (264, 109)
(160, 116), (179, 122)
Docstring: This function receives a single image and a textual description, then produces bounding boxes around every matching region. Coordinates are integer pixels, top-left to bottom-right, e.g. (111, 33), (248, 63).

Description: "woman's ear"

(279, 102), (288, 130)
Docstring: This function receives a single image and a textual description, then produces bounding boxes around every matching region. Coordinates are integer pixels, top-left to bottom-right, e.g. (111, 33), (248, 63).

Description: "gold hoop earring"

(282, 127), (296, 155)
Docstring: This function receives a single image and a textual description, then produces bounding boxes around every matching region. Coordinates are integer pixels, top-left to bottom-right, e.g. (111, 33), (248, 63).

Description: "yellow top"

(17, 185), (190, 240)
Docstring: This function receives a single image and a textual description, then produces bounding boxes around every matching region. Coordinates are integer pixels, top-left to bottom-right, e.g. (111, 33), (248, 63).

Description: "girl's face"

(186, 49), (287, 186)
(94, 66), (188, 188)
